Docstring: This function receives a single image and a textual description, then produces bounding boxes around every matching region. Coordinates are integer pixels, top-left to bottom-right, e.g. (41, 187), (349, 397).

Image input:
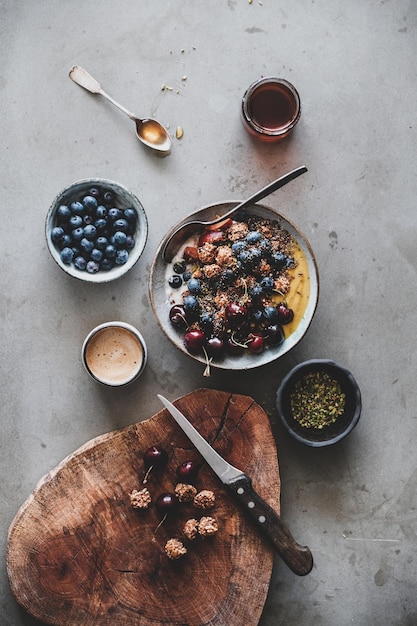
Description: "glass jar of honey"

(241, 77), (301, 142)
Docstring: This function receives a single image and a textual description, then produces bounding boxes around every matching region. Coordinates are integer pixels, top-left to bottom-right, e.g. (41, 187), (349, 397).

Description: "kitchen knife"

(157, 394), (313, 576)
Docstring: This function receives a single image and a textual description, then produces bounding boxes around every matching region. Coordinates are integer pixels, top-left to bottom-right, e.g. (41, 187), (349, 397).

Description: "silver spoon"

(162, 165), (307, 262)
(69, 65), (172, 154)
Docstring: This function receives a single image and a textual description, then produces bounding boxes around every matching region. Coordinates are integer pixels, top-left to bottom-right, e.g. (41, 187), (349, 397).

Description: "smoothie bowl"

(149, 202), (319, 373)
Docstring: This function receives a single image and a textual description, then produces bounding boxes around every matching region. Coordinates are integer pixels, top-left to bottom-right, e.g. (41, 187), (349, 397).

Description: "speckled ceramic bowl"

(46, 178), (148, 283)
(149, 201), (319, 372)
(276, 359), (362, 446)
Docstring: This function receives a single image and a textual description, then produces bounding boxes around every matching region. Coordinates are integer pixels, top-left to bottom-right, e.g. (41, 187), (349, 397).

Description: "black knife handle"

(227, 474), (313, 576)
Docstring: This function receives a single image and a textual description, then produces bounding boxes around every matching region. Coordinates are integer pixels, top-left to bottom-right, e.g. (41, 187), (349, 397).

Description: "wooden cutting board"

(7, 389), (280, 626)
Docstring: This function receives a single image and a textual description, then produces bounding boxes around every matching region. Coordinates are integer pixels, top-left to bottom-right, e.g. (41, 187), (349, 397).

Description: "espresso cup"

(82, 322), (147, 386)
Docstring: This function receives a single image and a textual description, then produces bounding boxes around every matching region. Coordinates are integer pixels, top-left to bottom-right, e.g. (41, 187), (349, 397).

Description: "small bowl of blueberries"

(46, 178), (148, 283)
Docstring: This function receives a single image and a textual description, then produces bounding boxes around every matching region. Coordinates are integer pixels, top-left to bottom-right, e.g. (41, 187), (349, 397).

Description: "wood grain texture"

(7, 389), (281, 626)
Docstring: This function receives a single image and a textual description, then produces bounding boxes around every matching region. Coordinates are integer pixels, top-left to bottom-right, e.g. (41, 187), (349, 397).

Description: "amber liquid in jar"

(241, 77), (301, 141)
(249, 83), (296, 131)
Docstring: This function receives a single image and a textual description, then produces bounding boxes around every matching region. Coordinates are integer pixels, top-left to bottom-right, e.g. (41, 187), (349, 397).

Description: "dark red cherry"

(143, 445), (168, 469)
(264, 324), (285, 346)
(169, 304), (188, 329)
(248, 334), (265, 354)
(276, 303), (294, 325)
(225, 302), (248, 328)
(156, 492), (178, 514)
(176, 460), (199, 482)
(205, 336), (225, 358)
(184, 329), (205, 354)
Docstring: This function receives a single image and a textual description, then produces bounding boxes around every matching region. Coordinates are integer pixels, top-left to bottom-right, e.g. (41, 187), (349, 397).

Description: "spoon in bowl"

(162, 165), (307, 262)
(69, 65), (172, 155)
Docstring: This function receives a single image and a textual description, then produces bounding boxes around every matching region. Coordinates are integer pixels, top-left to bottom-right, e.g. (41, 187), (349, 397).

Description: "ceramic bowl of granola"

(276, 359), (362, 446)
(149, 201), (319, 373)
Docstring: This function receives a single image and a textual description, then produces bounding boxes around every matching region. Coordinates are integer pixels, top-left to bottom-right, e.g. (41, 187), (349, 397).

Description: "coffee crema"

(84, 324), (145, 386)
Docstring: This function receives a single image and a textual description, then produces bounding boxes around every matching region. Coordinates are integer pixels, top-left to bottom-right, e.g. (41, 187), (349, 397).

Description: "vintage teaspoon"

(69, 65), (172, 154)
(162, 165), (307, 262)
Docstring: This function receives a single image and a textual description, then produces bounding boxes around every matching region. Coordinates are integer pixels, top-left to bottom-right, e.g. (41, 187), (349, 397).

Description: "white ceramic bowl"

(46, 178), (148, 283)
(149, 202), (319, 372)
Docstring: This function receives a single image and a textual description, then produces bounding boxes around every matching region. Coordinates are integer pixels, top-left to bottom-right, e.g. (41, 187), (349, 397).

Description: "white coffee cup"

(82, 321), (147, 386)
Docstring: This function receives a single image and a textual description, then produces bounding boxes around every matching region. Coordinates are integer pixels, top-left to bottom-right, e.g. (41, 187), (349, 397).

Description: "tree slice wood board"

(7, 388), (281, 626)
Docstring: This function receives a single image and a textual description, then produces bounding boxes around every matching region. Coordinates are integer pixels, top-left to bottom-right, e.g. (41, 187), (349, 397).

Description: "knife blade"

(158, 394), (313, 576)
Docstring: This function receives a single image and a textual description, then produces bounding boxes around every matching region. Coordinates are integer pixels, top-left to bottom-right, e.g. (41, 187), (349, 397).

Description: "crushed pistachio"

(290, 371), (346, 429)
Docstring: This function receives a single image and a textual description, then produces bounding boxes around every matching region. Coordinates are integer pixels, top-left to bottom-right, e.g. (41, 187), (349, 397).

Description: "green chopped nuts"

(290, 371), (346, 429)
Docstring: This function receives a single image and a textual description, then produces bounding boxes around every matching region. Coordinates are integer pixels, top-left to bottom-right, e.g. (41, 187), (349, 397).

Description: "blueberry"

(285, 257), (296, 268)
(249, 284), (263, 300)
(96, 205), (107, 219)
(187, 278), (201, 294)
(51, 226), (65, 243)
(264, 305), (279, 323)
(90, 248), (103, 262)
(105, 244), (116, 259)
(259, 238), (272, 253)
(71, 227), (84, 241)
(113, 218), (129, 232)
(80, 237), (94, 253)
(239, 250), (251, 266)
(250, 248), (262, 264)
(113, 231), (127, 247)
(86, 260), (99, 273)
(246, 231), (261, 244)
(231, 241), (247, 255)
(183, 294), (200, 321)
(88, 187), (100, 198)
(74, 256), (87, 270)
(82, 195), (98, 211)
(271, 252), (286, 268)
(260, 276), (274, 292)
(115, 249), (129, 265)
(221, 268), (236, 285)
(108, 208), (122, 221)
(94, 218), (107, 232)
(57, 205), (71, 221)
(83, 214), (93, 225)
(183, 270), (192, 281)
(70, 201), (84, 215)
(251, 309), (264, 323)
(70, 215), (83, 228)
(96, 236), (108, 250)
(125, 235), (135, 250)
(200, 311), (214, 334)
(58, 234), (72, 249)
(60, 247), (74, 264)
(100, 258), (114, 271)
(124, 208), (137, 222)
(83, 224), (97, 240)
(173, 260), (186, 274)
(103, 190), (113, 203)
(168, 275), (182, 289)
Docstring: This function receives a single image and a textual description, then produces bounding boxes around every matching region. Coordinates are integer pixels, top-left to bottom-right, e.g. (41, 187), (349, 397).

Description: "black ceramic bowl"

(276, 359), (361, 447)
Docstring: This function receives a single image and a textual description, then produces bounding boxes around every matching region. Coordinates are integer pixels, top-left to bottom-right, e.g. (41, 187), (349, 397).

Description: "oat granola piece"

(215, 245), (234, 267)
(198, 242), (217, 264)
(183, 518), (199, 540)
(175, 482), (198, 503)
(164, 538), (188, 560)
(226, 221), (249, 241)
(129, 487), (152, 509)
(198, 516), (219, 537)
(202, 263), (222, 280)
(193, 489), (216, 510)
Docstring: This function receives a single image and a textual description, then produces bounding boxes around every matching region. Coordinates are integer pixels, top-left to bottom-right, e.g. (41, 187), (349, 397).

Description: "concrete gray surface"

(1, 1), (416, 625)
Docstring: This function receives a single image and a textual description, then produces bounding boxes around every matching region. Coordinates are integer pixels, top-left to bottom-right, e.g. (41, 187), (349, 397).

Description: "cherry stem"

(202, 346), (212, 378)
(154, 513), (168, 535)
(143, 465), (153, 484)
